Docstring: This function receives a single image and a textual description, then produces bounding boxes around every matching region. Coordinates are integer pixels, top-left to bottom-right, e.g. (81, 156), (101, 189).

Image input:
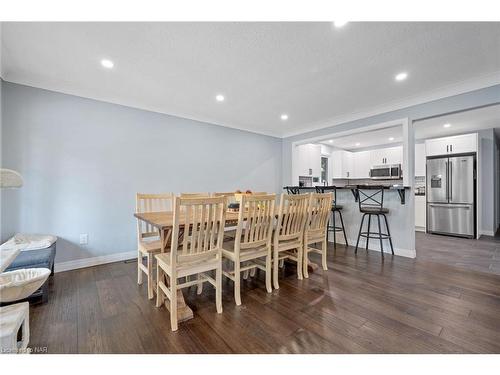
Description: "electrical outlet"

(79, 233), (88, 245)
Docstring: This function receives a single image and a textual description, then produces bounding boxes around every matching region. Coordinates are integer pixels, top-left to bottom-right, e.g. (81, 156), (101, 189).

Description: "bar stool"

(316, 186), (348, 248)
(354, 185), (394, 257)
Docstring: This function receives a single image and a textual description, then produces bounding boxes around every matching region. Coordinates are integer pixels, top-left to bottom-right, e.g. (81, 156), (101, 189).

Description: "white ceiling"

(319, 126), (403, 151)
(314, 104), (500, 151)
(1, 22), (499, 138)
(414, 104), (500, 140)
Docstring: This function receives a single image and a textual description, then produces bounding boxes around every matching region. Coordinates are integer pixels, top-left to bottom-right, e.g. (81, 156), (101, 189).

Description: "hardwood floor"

(29, 242), (500, 354)
(416, 231), (500, 275)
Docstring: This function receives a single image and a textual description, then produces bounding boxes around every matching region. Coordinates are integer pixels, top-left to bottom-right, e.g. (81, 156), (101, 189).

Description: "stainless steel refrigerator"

(426, 154), (476, 238)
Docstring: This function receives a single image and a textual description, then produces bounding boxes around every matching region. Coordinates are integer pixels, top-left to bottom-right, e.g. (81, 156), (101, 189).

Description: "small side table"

(0, 302), (29, 354)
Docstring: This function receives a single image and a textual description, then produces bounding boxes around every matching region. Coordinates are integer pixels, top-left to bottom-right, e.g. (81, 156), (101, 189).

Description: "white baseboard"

(328, 237), (416, 258)
(415, 226), (426, 233)
(54, 250), (136, 273)
(479, 229), (495, 236)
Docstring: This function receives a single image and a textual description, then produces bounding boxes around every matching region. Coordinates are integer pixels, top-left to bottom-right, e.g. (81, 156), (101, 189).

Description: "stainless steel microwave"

(370, 164), (402, 180)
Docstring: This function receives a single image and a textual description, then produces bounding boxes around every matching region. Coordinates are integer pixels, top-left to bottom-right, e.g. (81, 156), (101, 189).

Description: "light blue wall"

(1, 82), (283, 264)
(282, 84), (500, 254)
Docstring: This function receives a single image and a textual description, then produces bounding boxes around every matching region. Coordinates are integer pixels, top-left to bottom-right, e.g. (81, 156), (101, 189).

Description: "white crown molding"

(54, 250), (136, 273)
(1, 76), (283, 138)
(283, 71), (500, 138)
(4, 71), (499, 140)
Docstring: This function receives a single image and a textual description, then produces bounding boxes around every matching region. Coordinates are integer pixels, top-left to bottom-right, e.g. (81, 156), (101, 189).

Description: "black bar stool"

(316, 186), (348, 248)
(354, 185), (394, 257)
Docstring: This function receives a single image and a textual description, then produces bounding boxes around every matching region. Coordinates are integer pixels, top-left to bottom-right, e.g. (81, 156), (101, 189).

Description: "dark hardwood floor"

(416, 231), (500, 275)
(29, 241), (500, 354)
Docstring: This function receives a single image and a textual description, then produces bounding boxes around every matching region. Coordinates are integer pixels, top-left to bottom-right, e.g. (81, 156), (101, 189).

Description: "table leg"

(159, 228), (194, 323)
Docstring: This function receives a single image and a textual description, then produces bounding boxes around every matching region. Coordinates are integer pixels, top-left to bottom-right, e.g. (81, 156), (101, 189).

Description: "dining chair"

(155, 196), (226, 331)
(303, 192), (334, 278)
(272, 193), (309, 289)
(222, 194), (276, 305)
(180, 193), (210, 198)
(136, 193), (174, 299)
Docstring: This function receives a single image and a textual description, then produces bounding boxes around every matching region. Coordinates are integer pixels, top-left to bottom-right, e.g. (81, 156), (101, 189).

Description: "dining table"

(134, 210), (241, 323)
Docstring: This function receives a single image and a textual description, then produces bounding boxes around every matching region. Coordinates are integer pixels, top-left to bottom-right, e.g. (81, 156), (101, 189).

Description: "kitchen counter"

(284, 184), (411, 204)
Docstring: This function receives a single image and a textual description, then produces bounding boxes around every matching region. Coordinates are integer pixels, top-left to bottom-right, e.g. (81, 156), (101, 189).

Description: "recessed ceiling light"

(395, 72), (408, 81)
(215, 94), (225, 102)
(443, 123), (451, 128)
(333, 21), (348, 28)
(355, 142), (361, 146)
(100, 59), (114, 69)
(280, 114), (289, 121)
(388, 137), (395, 141)
(328, 140), (333, 143)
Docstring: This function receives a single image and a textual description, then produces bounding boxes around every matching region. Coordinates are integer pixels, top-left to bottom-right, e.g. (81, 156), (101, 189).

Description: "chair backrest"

(357, 185), (384, 211)
(234, 194), (276, 253)
(305, 192), (334, 236)
(211, 192), (237, 205)
(180, 192), (210, 198)
(170, 196), (227, 266)
(136, 193), (174, 240)
(275, 193), (309, 243)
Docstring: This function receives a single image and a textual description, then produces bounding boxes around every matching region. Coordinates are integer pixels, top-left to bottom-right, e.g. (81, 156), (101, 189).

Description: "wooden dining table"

(134, 210), (241, 323)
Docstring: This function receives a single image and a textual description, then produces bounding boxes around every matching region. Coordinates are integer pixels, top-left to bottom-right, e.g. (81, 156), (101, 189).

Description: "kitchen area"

(291, 104), (500, 274)
(291, 123), (414, 257)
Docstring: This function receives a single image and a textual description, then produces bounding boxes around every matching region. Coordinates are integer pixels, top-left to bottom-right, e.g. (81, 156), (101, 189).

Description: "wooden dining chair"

(180, 193), (210, 198)
(272, 193), (309, 289)
(136, 193), (174, 299)
(155, 196), (226, 331)
(222, 194), (276, 305)
(303, 192), (334, 278)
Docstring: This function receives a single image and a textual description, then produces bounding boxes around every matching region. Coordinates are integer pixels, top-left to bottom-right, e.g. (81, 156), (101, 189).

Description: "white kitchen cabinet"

(352, 150), (371, 178)
(331, 150), (353, 178)
(415, 195), (426, 231)
(370, 146), (403, 166)
(415, 143), (426, 177)
(425, 133), (477, 157)
(295, 144), (321, 177)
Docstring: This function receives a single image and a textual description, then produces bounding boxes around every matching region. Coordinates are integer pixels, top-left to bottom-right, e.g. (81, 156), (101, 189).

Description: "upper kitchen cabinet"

(331, 150), (353, 178)
(370, 146), (403, 166)
(425, 133), (477, 157)
(415, 143), (426, 176)
(295, 143), (322, 177)
(352, 150), (371, 178)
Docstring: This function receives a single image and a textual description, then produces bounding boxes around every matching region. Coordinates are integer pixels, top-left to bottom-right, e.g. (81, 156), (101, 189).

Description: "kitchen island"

(283, 184), (415, 257)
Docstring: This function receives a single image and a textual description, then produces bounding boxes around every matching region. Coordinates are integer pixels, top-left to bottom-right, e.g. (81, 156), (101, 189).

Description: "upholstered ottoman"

(3, 238), (56, 304)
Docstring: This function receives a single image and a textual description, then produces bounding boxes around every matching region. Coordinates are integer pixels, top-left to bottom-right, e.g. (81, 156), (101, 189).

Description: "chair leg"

(383, 214), (394, 255)
(322, 238), (328, 271)
(265, 251), (272, 293)
(243, 267), (249, 280)
(332, 210), (337, 248)
(279, 259), (285, 268)
(365, 214), (371, 251)
(197, 274), (203, 295)
(216, 264), (223, 313)
(273, 247), (280, 289)
(377, 214), (384, 257)
(137, 251), (143, 285)
(234, 262), (242, 306)
(297, 245), (304, 280)
(355, 214), (366, 254)
(170, 276), (178, 331)
(147, 254), (154, 300)
(338, 210), (348, 247)
(155, 264), (163, 308)
(250, 267), (256, 277)
(303, 242), (309, 278)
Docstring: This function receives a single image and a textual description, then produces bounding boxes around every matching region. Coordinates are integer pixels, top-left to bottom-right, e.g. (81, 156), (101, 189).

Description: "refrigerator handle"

(449, 161), (452, 201)
(446, 161), (449, 201)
